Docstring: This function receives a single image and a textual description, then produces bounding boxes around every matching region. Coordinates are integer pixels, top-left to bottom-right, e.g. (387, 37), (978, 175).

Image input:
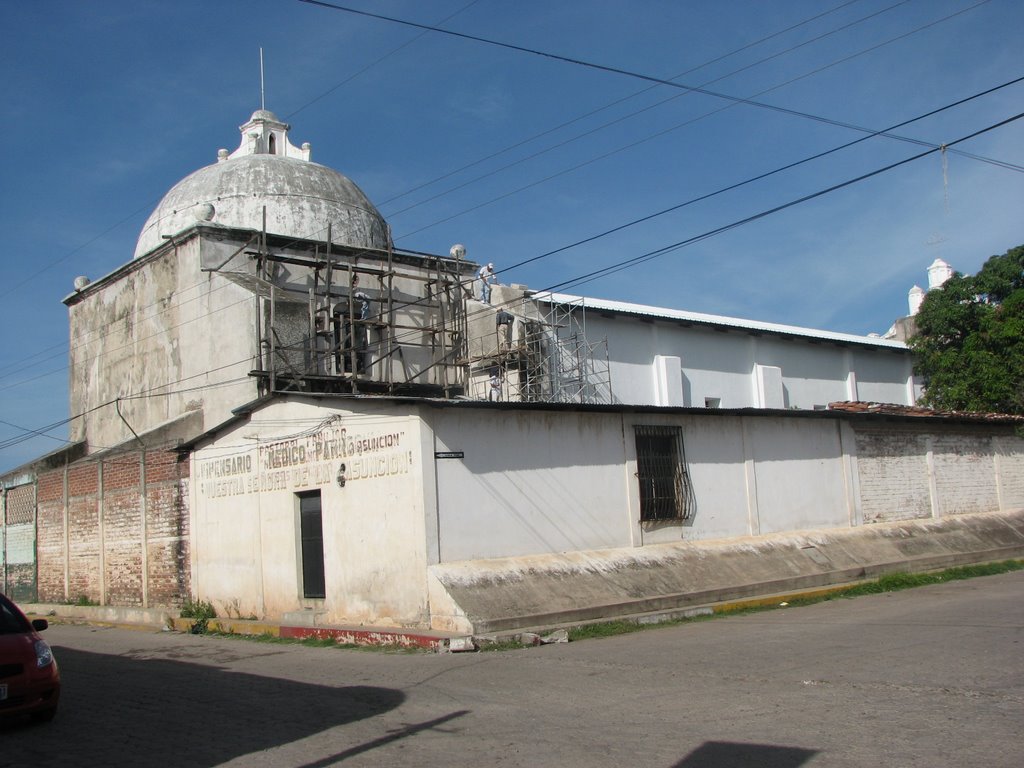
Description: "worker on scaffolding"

(335, 275), (371, 375)
(352, 274), (370, 322)
(477, 262), (496, 304)
(488, 367), (502, 402)
(496, 310), (514, 352)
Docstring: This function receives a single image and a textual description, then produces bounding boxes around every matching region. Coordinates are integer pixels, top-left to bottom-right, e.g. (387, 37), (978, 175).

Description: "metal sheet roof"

(535, 292), (908, 350)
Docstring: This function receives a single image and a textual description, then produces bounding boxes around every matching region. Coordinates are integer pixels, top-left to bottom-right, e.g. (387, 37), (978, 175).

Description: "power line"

(494, 75), (1024, 278)
(544, 111), (1024, 295)
(3, 72), (1019, 400)
(375, 0), (875, 208)
(387, 2), (1013, 240)
(284, 0), (483, 121)
(393, 106), (1024, 358)
(3, 106), (1018, 454)
(381, 0), (912, 219)
(300, 0), (991, 142)
(0, 199), (158, 303)
(0, 0), (986, 332)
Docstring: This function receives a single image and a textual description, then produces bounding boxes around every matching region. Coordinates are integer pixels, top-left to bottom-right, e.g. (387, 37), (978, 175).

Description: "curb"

(168, 617), (455, 650)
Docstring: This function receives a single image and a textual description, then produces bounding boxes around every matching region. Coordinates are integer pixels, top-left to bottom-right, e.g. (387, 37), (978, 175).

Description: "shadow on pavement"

(0, 647), (407, 767)
(674, 740), (818, 767)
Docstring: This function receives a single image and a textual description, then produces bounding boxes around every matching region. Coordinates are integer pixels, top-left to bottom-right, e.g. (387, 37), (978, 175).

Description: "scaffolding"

(207, 216), (470, 398)
(465, 294), (612, 405)
(203, 213), (609, 403)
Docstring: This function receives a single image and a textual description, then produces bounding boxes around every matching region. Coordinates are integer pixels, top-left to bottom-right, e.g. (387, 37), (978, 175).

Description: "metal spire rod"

(259, 48), (265, 110)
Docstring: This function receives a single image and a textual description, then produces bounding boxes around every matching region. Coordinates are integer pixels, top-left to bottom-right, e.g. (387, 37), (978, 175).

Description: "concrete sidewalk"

(428, 508), (1024, 634)
(20, 605), (459, 651)
(21, 509), (1024, 650)
(23, 583), (861, 653)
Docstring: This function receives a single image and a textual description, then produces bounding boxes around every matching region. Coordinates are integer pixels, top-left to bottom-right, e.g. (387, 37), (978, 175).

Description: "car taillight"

(34, 639), (53, 668)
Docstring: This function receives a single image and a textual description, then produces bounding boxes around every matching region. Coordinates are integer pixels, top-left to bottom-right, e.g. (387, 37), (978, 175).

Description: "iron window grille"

(634, 425), (695, 521)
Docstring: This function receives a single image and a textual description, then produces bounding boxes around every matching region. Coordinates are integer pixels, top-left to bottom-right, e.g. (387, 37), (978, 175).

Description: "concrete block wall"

(855, 426), (1022, 525)
(855, 429), (932, 523)
(996, 437), (1024, 507)
(31, 448), (190, 607)
(933, 434), (1000, 516)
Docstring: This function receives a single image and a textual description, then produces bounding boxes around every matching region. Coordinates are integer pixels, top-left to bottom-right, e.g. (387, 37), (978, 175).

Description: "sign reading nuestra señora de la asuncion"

(197, 422), (414, 499)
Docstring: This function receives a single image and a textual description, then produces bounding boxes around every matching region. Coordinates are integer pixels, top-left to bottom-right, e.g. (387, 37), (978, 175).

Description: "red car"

(0, 592), (60, 723)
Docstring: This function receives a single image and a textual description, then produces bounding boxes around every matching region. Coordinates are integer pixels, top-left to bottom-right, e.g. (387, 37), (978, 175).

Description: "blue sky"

(1, 0), (1022, 471)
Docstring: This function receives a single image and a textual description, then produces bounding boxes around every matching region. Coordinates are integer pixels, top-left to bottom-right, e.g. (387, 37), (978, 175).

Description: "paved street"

(2, 571), (1022, 768)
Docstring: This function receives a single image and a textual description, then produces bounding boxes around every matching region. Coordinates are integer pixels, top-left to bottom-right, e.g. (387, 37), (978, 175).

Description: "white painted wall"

(743, 417), (851, 533)
(190, 398), (429, 626)
(429, 409), (633, 560)
(576, 313), (914, 409)
(188, 396), (1022, 627)
(429, 408), (856, 559)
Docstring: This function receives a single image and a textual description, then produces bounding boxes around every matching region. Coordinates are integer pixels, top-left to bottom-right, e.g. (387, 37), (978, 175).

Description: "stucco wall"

(68, 236), (258, 450)
(190, 398), (429, 626)
(430, 408), (856, 559)
(429, 409), (634, 560)
(577, 313), (913, 409)
(184, 400), (1023, 628)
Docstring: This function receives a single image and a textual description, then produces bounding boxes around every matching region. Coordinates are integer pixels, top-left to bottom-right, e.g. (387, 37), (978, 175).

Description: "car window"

(0, 596), (31, 634)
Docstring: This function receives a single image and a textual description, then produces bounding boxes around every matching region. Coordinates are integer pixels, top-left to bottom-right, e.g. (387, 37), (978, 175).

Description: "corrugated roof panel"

(536, 292), (908, 350)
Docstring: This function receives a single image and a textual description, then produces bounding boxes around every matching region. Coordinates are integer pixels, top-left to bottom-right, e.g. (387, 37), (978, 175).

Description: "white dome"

(134, 111), (390, 258)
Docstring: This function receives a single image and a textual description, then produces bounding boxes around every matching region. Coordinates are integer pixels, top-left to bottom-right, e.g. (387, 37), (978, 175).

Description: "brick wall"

(855, 424), (1013, 524)
(36, 470), (66, 601)
(996, 435), (1024, 508)
(932, 433), (999, 516)
(855, 429), (932, 524)
(30, 447), (190, 608)
(145, 450), (190, 605)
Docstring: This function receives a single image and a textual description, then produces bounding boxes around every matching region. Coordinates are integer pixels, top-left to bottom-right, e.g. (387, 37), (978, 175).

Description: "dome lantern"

(133, 111), (390, 258)
(229, 109), (311, 162)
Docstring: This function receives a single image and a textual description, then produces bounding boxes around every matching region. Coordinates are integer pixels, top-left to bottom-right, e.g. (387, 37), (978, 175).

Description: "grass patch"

(180, 598), (217, 634)
(841, 560), (1024, 595)
(65, 595), (99, 607)
(569, 620), (655, 642)
(566, 559), (1024, 643)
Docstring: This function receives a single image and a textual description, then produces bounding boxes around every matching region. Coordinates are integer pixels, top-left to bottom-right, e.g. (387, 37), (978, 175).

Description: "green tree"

(909, 244), (1024, 414)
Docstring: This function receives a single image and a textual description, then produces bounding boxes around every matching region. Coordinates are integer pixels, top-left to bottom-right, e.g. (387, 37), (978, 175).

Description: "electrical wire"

(300, 0), (991, 143)
(375, 0), (874, 208)
(3, 9), (1020, 452)
(2, 74), (1020, 405)
(3, 103), (1017, 455)
(388, 2), (1013, 239)
(543, 111), (1024, 295)
(284, 0), (482, 121)
(323, 108), (1024, 381)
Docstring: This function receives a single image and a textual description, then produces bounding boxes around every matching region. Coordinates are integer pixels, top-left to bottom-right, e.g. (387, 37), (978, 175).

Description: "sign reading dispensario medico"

(198, 423), (414, 499)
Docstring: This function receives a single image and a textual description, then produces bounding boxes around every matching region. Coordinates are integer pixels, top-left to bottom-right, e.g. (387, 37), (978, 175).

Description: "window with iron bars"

(634, 425), (695, 521)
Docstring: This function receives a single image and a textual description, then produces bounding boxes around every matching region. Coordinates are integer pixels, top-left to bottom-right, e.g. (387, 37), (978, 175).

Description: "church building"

(2, 110), (1019, 634)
